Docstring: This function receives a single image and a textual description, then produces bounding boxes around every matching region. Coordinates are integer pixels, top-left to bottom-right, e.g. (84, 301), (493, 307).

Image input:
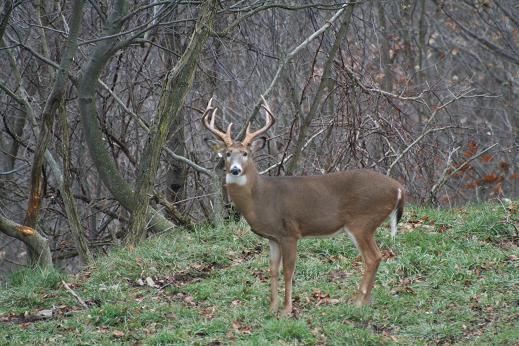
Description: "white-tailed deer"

(203, 96), (404, 316)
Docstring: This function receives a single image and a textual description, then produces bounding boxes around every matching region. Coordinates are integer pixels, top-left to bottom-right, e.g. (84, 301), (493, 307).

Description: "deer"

(202, 96), (405, 316)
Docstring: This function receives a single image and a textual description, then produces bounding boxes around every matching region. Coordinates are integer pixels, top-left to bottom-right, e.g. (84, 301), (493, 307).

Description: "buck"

(203, 96), (404, 316)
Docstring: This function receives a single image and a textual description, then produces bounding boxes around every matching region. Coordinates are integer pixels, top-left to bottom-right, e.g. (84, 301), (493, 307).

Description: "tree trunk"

(0, 215), (52, 269)
(286, 5), (355, 175)
(377, 1), (393, 92)
(127, 0), (218, 245)
(22, 0), (89, 265)
(77, 0), (177, 237)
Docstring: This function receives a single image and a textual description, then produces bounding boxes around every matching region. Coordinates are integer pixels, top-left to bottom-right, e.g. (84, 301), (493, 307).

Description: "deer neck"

(225, 164), (260, 221)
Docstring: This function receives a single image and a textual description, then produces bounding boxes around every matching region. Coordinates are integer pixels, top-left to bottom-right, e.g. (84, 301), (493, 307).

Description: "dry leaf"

(231, 320), (253, 335)
(145, 277), (157, 288)
(112, 330), (125, 338)
(36, 309), (53, 319)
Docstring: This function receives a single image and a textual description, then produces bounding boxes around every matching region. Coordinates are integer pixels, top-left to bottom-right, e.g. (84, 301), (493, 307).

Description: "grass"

(0, 202), (518, 345)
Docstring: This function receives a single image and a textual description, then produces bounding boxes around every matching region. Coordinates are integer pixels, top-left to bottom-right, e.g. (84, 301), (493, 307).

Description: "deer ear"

(249, 136), (267, 152)
(204, 138), (226, 157)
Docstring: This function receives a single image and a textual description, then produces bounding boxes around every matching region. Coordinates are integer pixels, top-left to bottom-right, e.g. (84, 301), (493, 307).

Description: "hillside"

(1, 203), (518, 345)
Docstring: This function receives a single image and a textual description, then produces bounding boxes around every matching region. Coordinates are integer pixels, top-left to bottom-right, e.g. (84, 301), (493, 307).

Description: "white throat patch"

(226, 174), (247, 186)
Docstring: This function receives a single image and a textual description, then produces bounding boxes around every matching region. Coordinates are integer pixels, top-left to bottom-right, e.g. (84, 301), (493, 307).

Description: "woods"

(0, 1), (517, 274)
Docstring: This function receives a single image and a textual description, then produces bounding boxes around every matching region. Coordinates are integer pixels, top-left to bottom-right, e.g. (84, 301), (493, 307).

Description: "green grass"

(1, 202), (518, 345)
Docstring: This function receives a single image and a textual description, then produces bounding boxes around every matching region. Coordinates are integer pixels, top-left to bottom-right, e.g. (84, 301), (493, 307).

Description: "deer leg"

(269, 239), (282, 313)
(280, 238), (297, 316)
(350, 231), (382, 307)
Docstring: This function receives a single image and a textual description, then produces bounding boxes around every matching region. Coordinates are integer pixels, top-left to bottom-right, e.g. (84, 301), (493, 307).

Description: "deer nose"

(230, 166), (242, 176)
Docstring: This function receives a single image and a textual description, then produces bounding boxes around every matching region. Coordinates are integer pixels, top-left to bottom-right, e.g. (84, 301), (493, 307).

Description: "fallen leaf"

(97, 326), (110, 334)
(437, 225), (449, 233)
(36, 309), (53, 319)
(382, 249), (396, 261)
(329, 270), (353, 282)
(231, 320), (253, 335)
(112, 330), (125, 338)
(201, 306), (216, 320)
(145, 277), (157, 288)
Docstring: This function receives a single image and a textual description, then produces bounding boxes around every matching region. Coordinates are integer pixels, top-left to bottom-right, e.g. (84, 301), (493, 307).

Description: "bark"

(286, 4), (355, 175)
(55, 0), (92, 264)
(377, 2), (392, 92)
(165, 118), (187, 206)
(57, 101), (93, 263)
(127, 0), (218, 245)
(0, 215), (52, 269)
(0, 39), (28, 171)
(209, 171), (225, 225)
(0, 1), (13, 42)
(417, 0), (427, 86)
(0, 4), (16, 169)
(163, 27), (188, 211)
(77, 0), (176, 235)
(22, 0), (88, 265)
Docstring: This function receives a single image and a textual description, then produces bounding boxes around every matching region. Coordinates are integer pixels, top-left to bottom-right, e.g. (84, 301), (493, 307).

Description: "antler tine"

(202, 98), (233, 146)
(242, 96), (276, 146)
(260, 95), (275, 118)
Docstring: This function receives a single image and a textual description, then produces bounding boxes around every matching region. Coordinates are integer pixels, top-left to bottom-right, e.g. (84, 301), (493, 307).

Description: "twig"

(97, 79), (214, 177)
(387, 125), (457, 175)
(237, 3), (350, 139)
(62, 280), (89, 309)
(260, 125), (328, 175)
(0, 164), (27, 175)
(429, 143), (499, 201)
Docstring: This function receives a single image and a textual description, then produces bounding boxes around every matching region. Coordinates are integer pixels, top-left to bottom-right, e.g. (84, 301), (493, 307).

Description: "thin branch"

(430, 143), (499, 200)
(387, 125), (457, 175)
(387, 87), (487, 175)
(62, 281), (89, 309)
(9, 39), (213, 178)
(220, 3), (346, 35)
(0, 164), (28, 175)
(440, 5), (519, 65)
(237, 3), (350, 140)
(260, 125), (329, 175)
(98, 80), (213, 177)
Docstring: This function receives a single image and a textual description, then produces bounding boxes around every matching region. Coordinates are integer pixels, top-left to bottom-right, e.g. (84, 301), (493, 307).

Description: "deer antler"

(202, 97), (233, 146)
(242, 95), (276, 147)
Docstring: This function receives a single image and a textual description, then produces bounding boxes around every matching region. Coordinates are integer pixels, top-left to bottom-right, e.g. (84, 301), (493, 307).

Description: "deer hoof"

(350, 293), (371, 307)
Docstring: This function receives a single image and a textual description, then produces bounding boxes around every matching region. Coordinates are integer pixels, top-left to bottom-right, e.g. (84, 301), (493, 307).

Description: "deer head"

(202, 96), (275, 183)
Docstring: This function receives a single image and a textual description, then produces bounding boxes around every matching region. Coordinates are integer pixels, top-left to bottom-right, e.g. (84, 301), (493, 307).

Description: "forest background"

(0, 0), (517, 277)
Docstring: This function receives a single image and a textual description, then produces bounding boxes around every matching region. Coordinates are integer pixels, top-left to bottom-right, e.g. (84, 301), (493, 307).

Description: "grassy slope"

(0, 203), (518, 345)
